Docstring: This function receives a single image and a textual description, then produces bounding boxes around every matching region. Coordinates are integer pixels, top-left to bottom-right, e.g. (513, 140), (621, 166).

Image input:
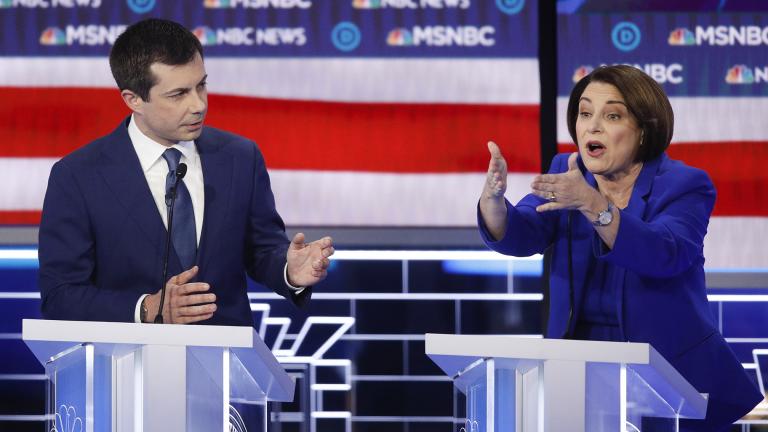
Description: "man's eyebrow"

(163, 74), (208, 96)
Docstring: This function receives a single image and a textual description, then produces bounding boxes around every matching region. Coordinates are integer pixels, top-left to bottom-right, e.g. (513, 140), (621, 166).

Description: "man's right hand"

(142, 266), (217, 324)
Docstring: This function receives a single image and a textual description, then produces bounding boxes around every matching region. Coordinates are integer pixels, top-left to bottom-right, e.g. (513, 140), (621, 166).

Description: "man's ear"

(120, 89), (144, 114)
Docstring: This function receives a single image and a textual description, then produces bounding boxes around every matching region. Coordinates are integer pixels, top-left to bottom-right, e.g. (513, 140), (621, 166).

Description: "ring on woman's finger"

(547, 192), (557, 202)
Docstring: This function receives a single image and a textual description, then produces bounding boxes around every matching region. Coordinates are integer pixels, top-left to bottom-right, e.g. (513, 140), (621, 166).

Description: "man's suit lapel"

(196, 131), (233, 271)
(96, 118), (182, 271)
(97, 119), (164, 249)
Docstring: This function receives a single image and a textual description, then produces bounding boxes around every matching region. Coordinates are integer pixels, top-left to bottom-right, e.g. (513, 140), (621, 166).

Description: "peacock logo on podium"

(229, 404), (248, 432)
(459, 419), (480, 432)
(50, 404), (82, 432)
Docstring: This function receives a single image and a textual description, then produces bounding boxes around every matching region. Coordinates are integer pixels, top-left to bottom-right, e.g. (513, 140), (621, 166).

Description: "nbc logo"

(204, 0), (231, 6)
(572, 65), (593, 83)
(39, 27), (67, 45)
(0, 0), (101, 7)
(353, 0), (381, 7)
(39, 25), (126, 46)
(192, 26), (217, 46)
(354, 0), (469, 8)
(668, 27), (695, 46)
(204, 0), (310, 7)
(192, 25), (306, 46)
(387, 28), (413, 46)
(724, 65), (768, 84)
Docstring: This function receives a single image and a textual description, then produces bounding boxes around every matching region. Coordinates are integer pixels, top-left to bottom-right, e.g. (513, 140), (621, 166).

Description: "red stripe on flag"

(0, 87), (540, 173)
(0, 211), (41, 226)
(557, 142), (768, 216)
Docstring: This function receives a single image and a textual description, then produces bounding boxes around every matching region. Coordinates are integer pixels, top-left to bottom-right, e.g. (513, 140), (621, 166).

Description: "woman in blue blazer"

(478, 65), (762, 430)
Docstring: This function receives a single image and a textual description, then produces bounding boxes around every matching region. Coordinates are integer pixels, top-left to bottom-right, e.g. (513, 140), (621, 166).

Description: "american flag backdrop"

(557, 9), (768, 270)
(1, 0), (766, 270)
(0, 1), (540, 229)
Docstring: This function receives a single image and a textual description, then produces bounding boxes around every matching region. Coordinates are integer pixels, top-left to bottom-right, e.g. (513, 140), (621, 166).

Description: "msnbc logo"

(726, 65), (756, 84)
(193, 26), (218, 46)
(40, 27), (66, 45)
(668, 28), (695, 46)
(387, 28), (413, 46)
(572, 65), (593, 83)
(387, 26), (494, 47)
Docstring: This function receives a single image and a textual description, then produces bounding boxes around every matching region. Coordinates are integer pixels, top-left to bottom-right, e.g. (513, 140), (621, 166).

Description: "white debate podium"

(22, 319), (294, 432)
(426, 334), (708, 432)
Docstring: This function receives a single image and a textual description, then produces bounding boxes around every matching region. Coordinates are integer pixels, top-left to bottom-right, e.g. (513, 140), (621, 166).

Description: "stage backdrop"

(557, 1), (768, 270)
(0, 0), (540, 227)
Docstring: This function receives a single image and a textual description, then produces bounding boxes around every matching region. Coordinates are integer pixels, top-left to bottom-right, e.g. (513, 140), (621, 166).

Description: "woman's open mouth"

(586, 141), (606, 157)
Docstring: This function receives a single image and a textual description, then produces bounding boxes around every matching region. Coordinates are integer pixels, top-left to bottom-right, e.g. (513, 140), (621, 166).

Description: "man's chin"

(180, 124), (204, 141)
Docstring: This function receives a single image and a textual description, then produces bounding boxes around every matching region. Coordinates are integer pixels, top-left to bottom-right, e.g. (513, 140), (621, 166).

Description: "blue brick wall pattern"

(0, 248), (766, 431)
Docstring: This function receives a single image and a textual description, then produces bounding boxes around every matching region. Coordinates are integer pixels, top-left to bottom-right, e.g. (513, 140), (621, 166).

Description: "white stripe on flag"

(4, 158), (765, 269)
(269, 170), (535, 226)
(705, 217), (768, 270)
(557, 97), (768, 143)
(0, 158), (56, 210)
(0, 57), (540, 104)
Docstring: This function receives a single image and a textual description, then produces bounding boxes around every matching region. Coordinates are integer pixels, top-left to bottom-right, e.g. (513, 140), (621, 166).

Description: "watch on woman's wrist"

(593, 202), (615, 227)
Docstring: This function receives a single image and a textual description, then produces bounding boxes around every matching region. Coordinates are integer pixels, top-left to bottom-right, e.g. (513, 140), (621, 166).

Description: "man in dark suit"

(38, 18), (333, 325)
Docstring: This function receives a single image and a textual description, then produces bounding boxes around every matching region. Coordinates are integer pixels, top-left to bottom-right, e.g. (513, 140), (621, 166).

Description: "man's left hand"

(286, 233), (334, 287)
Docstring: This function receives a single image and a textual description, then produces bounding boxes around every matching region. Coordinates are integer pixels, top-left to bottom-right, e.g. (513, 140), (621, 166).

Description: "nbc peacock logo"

(40, 27), (67, 46)
(668, 27), (695, 46)
(203, 0), (232, 8)
(0, 0), (12, 8)
(386, 28), (413, 46)
(725, 65), (755, 84)
(192, 26), (217, 46)
(353, 0), (381, 8)
(572, 65), (593, 83)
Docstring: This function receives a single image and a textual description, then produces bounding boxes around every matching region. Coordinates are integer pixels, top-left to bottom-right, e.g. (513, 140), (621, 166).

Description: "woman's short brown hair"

(566, 65), (674, 162)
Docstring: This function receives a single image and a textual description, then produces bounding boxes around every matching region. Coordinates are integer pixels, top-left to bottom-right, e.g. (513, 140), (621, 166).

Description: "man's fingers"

(567, 152), (579, 171)
(175, 282), (210, 296)
(312, 258), (330, 270)
(176, 312), (215, 324)
(177, 303), (217, 317)
(323, 246), (335, 258)
(173, 292), (216, 307)
(290, 232), (305, 249)
(172, 266), (199, 285)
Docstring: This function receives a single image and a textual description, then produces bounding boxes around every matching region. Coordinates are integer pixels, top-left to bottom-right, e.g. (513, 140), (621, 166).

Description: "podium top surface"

(22, 319), (295, 401)
(426, 334), (707, 417)
(426, 334), (654, 365)
(23, 319), (256, 348)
